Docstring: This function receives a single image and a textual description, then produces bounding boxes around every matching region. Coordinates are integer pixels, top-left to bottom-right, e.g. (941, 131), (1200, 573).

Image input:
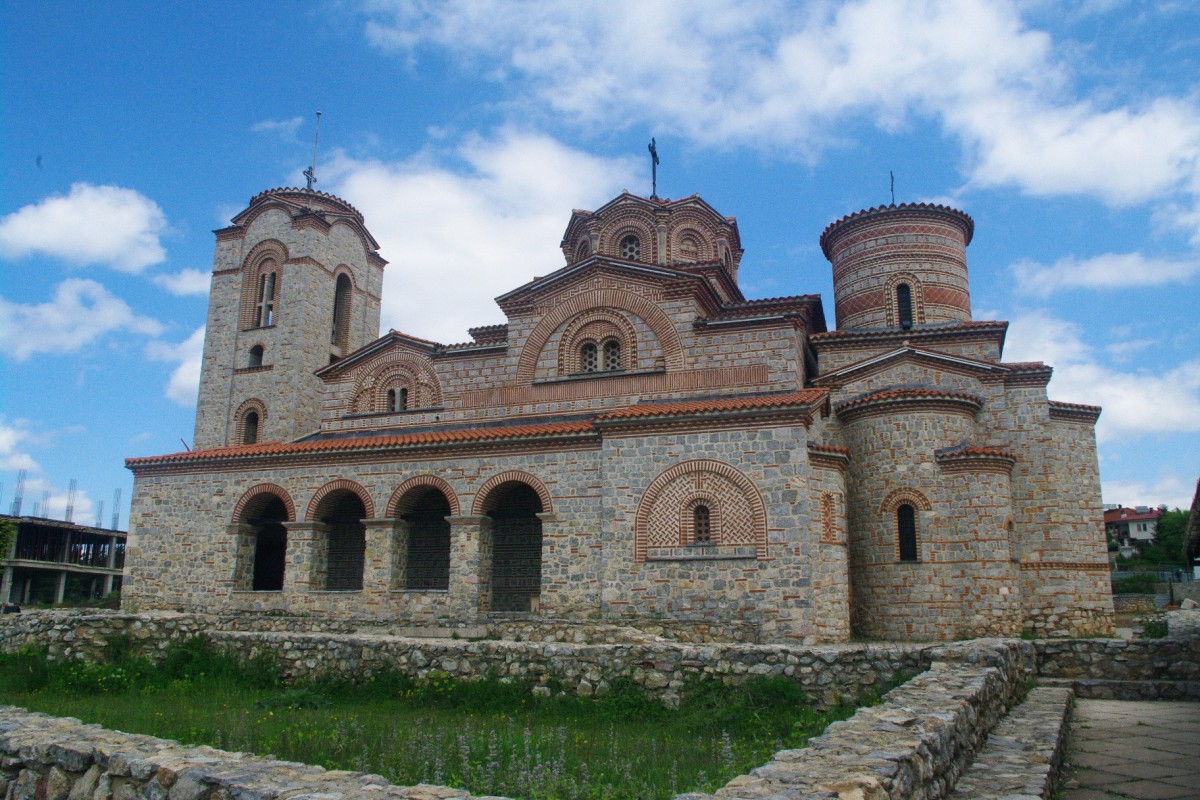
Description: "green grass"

(0, 638), (888, 800)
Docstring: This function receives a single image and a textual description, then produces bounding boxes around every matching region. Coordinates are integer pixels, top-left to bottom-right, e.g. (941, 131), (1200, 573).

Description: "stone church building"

(124, 185), (1115, 642)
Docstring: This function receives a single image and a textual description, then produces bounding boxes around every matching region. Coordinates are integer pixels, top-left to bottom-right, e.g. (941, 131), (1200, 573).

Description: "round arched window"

(620, 235), (641, 260)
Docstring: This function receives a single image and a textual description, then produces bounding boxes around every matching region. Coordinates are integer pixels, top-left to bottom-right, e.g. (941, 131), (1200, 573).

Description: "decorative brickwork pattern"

(237, 240), (287, 330)
(233, 398), (267, 445)
(387, 474), (462, 517)
(472, 470), (554, 516)
(634, 459), (767, 561)
(306, 478), (375, 521)
(231, 483), (296, 523)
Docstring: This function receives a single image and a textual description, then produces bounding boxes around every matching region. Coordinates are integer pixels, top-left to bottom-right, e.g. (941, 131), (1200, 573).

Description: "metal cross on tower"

(648, 138), (660, 199)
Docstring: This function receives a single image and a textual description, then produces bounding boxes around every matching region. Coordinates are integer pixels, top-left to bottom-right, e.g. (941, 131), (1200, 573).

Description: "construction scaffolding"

(1, 514), (126, 606)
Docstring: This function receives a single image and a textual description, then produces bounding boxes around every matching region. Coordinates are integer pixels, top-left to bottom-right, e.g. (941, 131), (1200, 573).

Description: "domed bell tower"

(820, 204), (974, 331)
(193, 188), (386, 449)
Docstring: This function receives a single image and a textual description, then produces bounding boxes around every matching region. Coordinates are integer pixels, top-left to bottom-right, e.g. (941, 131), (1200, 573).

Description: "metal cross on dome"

(648, 138), (660, 199)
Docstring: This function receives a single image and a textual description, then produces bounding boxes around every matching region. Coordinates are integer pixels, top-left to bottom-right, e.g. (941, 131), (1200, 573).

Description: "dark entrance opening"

(488, 484), (543, 612)
(403, 489), (451, 590)
(251, 496), (288, 591)
(324, 493), (366, 591)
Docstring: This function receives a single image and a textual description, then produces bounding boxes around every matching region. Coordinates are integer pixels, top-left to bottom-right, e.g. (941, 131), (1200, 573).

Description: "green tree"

(1122, 509), (1189, 568)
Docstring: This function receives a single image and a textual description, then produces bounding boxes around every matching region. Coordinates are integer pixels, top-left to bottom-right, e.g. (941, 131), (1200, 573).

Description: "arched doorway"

(250, 496), (288, 590)
(321, 492), (367, 591)
(402, 488), (451, 590)
(486, 483), (543, 612)
(233, 488), (292, 591)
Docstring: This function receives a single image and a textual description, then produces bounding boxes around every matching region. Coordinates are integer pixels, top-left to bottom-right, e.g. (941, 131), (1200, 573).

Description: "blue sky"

(2, 0), (1199, 527)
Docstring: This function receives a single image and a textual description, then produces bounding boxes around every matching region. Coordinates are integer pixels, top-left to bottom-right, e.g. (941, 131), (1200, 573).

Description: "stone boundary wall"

(1112, 594), (1157, 614)
(680, 641), (1036, 800)
(0, 708), (509, 800)
(1, 640), (1035, 800)
(1034, 628), (1200, 700)
(0, 609), (928, 707)
(947, 686), (1072, 800)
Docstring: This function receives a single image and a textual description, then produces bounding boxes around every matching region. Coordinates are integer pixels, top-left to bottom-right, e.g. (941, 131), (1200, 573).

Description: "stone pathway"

(1060, 699), (1200, 800)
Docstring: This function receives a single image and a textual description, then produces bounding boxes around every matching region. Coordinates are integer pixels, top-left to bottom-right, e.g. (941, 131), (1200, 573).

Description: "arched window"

(693, 505), (712, 545)
(897, 503), (918, 561)
(603, 339), (621, 371)
(399, 387), (409, 410)
(386, 389), (397, 412)
(242, 411), (259, 445)
(331, 273), (352, 351)
(248, 345), (264, 368)
(580, 342), (599, 373)
(897, 283), (913, 330)
(255, 266), (276, 327)
(575, 239), (590, 261)
(620, 234), (641, 260)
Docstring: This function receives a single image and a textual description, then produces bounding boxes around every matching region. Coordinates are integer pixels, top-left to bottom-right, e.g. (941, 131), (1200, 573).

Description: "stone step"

(947, 686), (1072, 800)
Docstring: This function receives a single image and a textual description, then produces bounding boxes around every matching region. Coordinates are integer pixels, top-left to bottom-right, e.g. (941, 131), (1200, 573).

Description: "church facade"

(123, 186), (1115, 642)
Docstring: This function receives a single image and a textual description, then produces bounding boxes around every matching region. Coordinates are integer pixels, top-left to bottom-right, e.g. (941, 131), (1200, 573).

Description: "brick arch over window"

(884, 272), (925, 328)
(879, 487), (933, 514)
(669, 225), (712, 263)
(634, 459), (767, 562)
(387, 475), (462, 518)
(471, 470), (554, 516)
(555, 308), (640, 375)
(232, 483), (296, 524)
(517, 289), (684, 384)
(234, 398), (267, 445)
(573, 238), (591, 263)
(238, 240), (288, 330)
(603, 219), (656, 262)
(350, 354), (442, 413)
(306, 479), (376, 521)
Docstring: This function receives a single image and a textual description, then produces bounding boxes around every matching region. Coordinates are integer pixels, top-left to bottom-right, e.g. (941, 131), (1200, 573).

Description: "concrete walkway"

(1060, 699), (1200, 800)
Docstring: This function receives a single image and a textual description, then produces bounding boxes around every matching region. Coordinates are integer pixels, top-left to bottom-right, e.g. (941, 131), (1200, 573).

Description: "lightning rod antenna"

(304, 111), (322, 191)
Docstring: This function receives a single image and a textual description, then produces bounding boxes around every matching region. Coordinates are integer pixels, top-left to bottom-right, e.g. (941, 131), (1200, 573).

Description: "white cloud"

(251, 116), (304, 139)
(1012, 252), (1200, 296)
(152, 268), (211, 296)
(0, 279), (164, 361)
(325, 128), (638, 342)
(1103, 473), (1197, 511)
(0, 417), (40, 473)
(1004, 309), (1200, 442)
(361, 0), (1200, 227)
(0, 183), (167, 272)
(146, 326), (206, 407)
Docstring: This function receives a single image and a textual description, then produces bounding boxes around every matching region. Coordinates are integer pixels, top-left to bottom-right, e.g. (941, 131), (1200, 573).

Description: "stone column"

(282, 521), (326, 594)
(0, 566), (13, 605)
(54, 570), (67, 604)
(362, 518), (399, 595)
(535, 512), (560, 615)
(227, 523), (257, 590)
(447, 515), (490, 620)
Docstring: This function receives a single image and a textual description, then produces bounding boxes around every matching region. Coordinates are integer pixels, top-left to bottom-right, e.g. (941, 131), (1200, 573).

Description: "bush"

(0, 645), (52, 692)
(1112, 574), (1159, 594)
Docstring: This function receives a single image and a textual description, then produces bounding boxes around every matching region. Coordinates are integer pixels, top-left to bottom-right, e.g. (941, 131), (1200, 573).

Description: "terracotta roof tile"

(595, 390), (829, 422)
(127, 420), (596, 467)
(820, 202), (975, 256)
(936, 445), (1016, 460)
(812, 320), (1004, 341)
(1048, 400), (1102, 413)
(835, 387), (984, 413)
(808, 443), (850, 456)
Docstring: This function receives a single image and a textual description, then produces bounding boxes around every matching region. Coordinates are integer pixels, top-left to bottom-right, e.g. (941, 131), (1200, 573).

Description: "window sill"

(391, 588), (449, 594)
(231, 589), (284, 594)
(645, 545), (758, 562)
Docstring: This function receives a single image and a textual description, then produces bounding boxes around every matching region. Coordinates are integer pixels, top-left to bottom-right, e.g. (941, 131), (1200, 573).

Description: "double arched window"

(579, 338), (622, 373)
(254, 264), (277, 328)
(386, 387), (409, 413)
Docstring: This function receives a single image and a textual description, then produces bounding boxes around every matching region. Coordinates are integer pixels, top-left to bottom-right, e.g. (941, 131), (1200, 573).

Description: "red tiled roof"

(812, 320), (1004, 341)
(1001, 361), (1049, 371)
(835, 387), (984, 413)
(595, 390), (829, 422)
(1048, 400), (1102, 414)
(244, 187), (365, 221)
(819, 202), (974, 256)
(126, 421), (597, 467)
(936, 445), (1016, 460)
(1104, 507), (1163, 523)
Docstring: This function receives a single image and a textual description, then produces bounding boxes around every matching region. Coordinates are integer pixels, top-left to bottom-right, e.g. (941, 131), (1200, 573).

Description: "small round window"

(620, 235), (641, 260)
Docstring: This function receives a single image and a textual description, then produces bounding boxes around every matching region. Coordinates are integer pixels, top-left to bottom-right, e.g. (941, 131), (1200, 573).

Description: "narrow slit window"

(694, 505), (712, 545)
(386, 389), (397, 413)
(399, 387), (408, 411)
(256, 272), (276, 327)
(897, 503), (918, 561)
(243, 411), (260, 445)
(580, 342), (598, 373)
(897, 283), (913, 329)
(603, 339), (621, 371)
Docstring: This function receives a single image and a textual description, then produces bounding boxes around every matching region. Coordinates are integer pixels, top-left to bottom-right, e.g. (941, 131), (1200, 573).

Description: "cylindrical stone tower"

(820, 203), (974, 331)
